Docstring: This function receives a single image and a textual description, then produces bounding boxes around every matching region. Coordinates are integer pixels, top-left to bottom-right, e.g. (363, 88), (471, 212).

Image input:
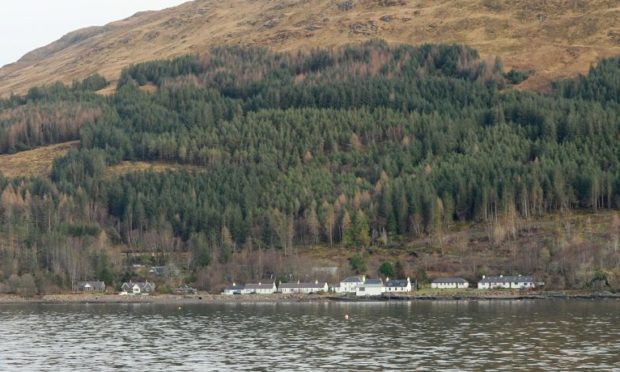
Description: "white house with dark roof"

(75, 281), (106, 292)
(431, 277), (469, 289)
(278, 280), (329, 294)
(478, 275), (535, 289)
(245, 282), (276, 294)
(356, 278), (384, 297)
(121, 281), (156, 295)
(384, 278), (412, 293)
(333, 275), (365, 293)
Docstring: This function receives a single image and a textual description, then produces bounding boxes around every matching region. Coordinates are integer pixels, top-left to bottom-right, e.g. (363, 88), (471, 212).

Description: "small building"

(431, 277), (469, 289)
(478, 275), (536, 289)
(245, 282), (276, 294)
(279, 280), (329, 294)
(149, 266), (167, 276)
(356, 278), (383, 297)
(121, 281), (156, 295)
(223, 283), (245, 295)
(75, 281), (106, 292)
(333, 275), (365, 293)
(175, 284), (197, 295)
(384, 278), (412, 293)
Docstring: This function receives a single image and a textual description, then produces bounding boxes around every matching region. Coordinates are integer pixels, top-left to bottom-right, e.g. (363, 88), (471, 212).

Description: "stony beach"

(1, 290), (619, 305)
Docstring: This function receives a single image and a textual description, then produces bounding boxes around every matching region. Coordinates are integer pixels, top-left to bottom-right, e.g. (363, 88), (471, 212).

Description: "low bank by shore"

(1, 290), (620, 305)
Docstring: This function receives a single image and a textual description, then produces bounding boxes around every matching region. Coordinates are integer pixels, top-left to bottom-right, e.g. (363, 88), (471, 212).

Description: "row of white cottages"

(431, 275), (537, 290)
(224, 276), (412, 297)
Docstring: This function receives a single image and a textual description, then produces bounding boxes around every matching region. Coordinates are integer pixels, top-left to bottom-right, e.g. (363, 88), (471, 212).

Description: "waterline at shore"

(1, 290), (620, 305)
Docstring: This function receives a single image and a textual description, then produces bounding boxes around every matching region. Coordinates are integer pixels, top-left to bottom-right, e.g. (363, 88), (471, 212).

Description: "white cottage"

(384, 278), (412, 293)
(333, 275), (365, 293)
(431, 277), (469, 289)
(121, 281), (156, 295)
(279, 280), (329, 294)
(478, 275), (536, 289)
(356, 278), (384, 297)
(245, 282), (277, 294)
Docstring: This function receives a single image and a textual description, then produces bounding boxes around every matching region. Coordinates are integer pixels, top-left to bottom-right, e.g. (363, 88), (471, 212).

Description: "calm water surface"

(1, 300), (619, 371)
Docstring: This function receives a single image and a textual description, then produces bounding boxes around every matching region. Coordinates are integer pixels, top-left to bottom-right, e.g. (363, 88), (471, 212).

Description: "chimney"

(297, 280), (300, 284)
(386, 277), (390, 283)
(259, 282), (262, 285)
(233, 282), (236, 286)
(362, 275), (366, 282)
(482, 275), (485, 279)
(500, 275), (503, 278)
(315, 279), (318, 285)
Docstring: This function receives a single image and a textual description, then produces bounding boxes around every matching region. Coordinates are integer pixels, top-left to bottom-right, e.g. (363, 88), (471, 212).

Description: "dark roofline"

(245, 283), (275, 289)
(432, 277), (468, 284)
(386, 279), (410, 287)
(342, 276), (364, 282)
(279, 282), (328, 289)
(363, 278), (383, 286)
(225, 284), (245, 290)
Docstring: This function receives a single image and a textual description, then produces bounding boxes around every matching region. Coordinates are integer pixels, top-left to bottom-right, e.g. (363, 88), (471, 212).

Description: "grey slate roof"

(363, 278), (383, 286)
(342, 276), (364, 283)
(225, 284), (245, 291)
(479, 275), (534, 283)
(121, 281), (155, 292)
(279, 282), (327, 289)
(432, 277), (468, 284)
(245, 283), (275, 290)
(149, 266), (167, 276)
(386, 279), (409, 287)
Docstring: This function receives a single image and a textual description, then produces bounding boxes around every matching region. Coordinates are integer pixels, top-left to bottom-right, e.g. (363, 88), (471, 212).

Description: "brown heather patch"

(0, 141), (78, 178)
(0, 0), (618, 96)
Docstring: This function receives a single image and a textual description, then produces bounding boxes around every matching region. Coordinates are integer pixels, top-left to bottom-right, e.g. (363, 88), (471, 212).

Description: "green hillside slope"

(1, 42), (620, 293)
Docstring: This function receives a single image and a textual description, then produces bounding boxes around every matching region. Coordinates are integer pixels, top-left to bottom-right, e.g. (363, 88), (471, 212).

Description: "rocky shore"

(1, 290), (619, 305)
(0, 293), (331, 305)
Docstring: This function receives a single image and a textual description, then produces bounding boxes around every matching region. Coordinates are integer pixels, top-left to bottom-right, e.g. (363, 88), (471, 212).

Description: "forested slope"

(1, 42), (620, 293)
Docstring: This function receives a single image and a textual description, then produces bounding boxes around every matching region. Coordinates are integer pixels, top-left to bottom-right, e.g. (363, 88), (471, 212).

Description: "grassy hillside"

(1, 0), (619, 96)
(0, 142), (77, 178)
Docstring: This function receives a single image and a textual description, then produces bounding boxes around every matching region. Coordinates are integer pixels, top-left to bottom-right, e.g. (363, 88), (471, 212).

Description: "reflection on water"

(1, 300), (620, 370)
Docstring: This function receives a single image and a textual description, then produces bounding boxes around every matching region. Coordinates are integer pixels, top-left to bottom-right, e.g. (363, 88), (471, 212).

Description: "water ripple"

(0, 300), (620, 371)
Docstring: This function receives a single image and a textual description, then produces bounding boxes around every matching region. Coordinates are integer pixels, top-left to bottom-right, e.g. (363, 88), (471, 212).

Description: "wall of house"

(384, 285), (411, 292)
(478, 282), (534, 289)
(431, 282), (462, 289)
(340, 282), (362, 293)
(356, 286), (383, 296)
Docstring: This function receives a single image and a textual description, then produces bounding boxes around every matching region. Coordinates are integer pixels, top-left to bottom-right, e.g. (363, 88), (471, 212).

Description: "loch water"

(1, 300), (619, 371)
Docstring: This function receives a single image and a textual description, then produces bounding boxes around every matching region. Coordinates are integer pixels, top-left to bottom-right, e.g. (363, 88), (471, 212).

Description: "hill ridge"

(0, 0), (619, 96)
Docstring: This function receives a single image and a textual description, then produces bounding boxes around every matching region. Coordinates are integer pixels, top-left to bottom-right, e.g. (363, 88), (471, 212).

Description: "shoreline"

(1, 291), (620, 305)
